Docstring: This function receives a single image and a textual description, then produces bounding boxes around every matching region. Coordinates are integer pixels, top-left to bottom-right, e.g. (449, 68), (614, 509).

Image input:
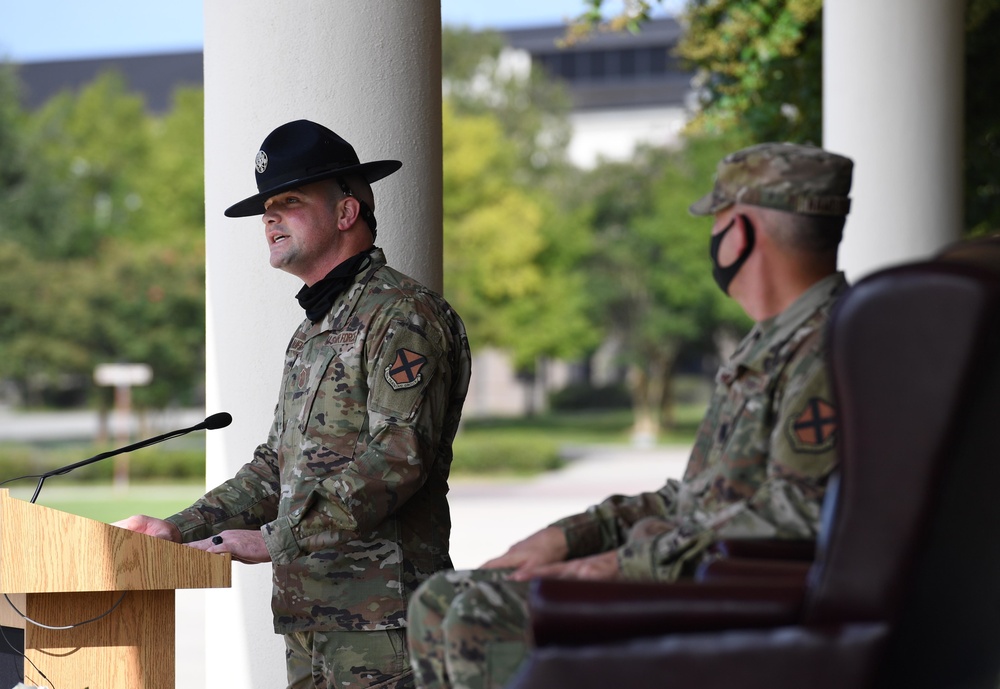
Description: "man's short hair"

(765, 210), (846, 254)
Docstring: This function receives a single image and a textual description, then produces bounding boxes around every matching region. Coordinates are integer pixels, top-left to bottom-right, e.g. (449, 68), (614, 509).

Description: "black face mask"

(709, 215), (756, 295)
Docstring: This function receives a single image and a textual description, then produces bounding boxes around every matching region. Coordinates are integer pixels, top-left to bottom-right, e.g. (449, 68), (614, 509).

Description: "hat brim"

(688, 189), (732, 217)
(224, 159), (402, 218)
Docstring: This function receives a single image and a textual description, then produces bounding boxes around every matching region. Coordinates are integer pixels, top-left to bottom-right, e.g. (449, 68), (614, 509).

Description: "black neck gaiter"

(295, 250), (372, 322)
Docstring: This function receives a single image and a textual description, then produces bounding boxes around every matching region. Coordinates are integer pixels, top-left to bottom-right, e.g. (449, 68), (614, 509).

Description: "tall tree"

(580, 135), (750, 437)
(441, 100), (598, 372)
(441, 26), (599, 377)
(21, 71), (153, 258)
(574, 0), (1000, 234)
(442, 26), (574, 186)
(131, 87), (206, 244)
(0, 66), (206, 409)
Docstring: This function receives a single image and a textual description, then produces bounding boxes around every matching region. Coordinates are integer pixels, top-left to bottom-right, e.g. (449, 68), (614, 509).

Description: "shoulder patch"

(385, 348), (427, 390)
(787, 397), (837, 453)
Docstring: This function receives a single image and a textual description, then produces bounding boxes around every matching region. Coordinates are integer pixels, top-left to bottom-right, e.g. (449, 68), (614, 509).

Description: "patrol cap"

(225, 119), (402, 218)
(690, 142), (853, 217)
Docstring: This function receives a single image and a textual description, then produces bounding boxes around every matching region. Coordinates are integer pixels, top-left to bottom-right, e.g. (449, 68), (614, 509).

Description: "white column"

(200, 2), (442, 687)
(824, 0), (965, 280)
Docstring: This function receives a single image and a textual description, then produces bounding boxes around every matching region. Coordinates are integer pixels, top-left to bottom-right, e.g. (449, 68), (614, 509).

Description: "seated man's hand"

(480, 526), (570, 576)
(507, 550), (621, 583)
(113, 514), (182, 543)
(188, 529), (272, 565)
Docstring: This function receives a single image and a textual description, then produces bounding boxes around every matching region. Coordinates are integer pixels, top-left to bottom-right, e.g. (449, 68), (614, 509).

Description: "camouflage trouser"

(285, 628), (413, 689)
(407, 569), (530, 689)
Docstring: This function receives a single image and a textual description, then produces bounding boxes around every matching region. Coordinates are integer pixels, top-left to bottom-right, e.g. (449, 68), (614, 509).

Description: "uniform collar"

(730, 271), (847, 372)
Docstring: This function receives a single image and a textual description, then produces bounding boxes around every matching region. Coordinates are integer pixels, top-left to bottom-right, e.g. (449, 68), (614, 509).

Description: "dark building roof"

(10, 18), (690, 114)
(13, 51), (203, 113)
(502, 17), (691, 110)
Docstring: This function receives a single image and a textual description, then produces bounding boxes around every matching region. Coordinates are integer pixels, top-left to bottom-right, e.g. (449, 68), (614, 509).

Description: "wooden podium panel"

(23, 590), (174, 689)
(0, 490), (231, 689)
(0, 490), (230, 593)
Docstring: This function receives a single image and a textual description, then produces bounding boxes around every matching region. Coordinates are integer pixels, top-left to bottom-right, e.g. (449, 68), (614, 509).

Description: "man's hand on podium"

(188, 529), (271, 565)
(112, 514), (183, 542)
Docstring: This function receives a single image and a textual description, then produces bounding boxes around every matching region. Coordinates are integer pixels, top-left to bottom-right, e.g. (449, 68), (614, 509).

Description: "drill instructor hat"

(224, 119), (402, 218)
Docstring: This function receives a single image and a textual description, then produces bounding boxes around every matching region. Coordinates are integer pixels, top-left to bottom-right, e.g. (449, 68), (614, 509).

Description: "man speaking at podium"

(116, 120), (472, 689)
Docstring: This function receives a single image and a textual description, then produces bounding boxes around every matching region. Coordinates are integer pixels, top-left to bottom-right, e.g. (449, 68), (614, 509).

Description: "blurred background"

(0, 0), (996, 521)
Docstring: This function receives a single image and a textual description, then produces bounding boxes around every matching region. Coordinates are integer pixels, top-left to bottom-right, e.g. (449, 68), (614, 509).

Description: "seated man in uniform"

(407, 141), (855, 689)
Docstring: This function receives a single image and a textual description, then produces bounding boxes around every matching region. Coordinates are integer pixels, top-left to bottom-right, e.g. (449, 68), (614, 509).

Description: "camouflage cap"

(689, 142), (854, 217)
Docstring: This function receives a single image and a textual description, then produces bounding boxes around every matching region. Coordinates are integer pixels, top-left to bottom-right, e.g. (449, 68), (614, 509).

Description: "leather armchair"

(508, 236), (1000, 689)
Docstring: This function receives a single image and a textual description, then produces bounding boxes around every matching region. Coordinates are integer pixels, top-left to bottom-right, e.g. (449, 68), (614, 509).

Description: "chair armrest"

(529, 577), (806, 648)
(695, 557), (813, 585)
(710, 538), (816, 561)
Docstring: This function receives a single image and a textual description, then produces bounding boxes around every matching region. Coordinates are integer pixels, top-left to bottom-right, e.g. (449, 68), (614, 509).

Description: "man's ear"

(733, 213), (757, 252)
(337, 196), (361, 230)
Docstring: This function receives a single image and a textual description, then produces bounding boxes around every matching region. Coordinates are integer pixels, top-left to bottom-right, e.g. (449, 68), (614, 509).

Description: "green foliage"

(0, 443), (205, 483)
(442, 26), (574, 184)
(441, 46), (600, 372)
(132, 87), (206, 244)
(575, 133), (751, 435)
(450, 407), (703, 475)
(676, 0), (823, 143)
(23, 71), (153, 257)
(575, 0), (1000, 235)
(0, 65), (206, 409)
(0, 238), (205, 409)
(965, 0), (1000, 235)
(549, 382), (632, 410)
(452, 434), (564, 475)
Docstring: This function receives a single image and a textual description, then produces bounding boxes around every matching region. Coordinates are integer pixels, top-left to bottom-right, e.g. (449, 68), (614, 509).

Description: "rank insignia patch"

(385, 348), (427, 390)
(788, 397), (837, 452)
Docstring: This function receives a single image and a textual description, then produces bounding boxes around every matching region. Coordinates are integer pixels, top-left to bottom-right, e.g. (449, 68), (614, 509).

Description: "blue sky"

(1, 1), (678, 63)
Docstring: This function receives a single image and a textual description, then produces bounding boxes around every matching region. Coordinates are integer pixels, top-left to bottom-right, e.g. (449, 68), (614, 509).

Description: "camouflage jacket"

(167, 248), (472, 633)
(552, 272), (847, 580)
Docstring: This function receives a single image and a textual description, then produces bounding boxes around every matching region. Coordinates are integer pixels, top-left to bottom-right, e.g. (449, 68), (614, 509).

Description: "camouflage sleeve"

(617, 334), (838, 580)
(166, 419), (282, 542)
(261, 299), (454, 565)
(549, 480), (681, 558)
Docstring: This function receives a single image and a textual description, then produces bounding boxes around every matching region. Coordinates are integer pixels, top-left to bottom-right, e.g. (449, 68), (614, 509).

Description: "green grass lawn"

(4, 483), (207, 523)
(452, 407), (703, 475)
(0, 406), (708, 518)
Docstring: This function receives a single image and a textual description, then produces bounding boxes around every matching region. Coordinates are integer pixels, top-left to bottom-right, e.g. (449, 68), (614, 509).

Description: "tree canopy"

(441, 27), (600, 373)
(574, 134), (750, 434)
(575, 0), (1000, 234)
(0, 66), (206, 409)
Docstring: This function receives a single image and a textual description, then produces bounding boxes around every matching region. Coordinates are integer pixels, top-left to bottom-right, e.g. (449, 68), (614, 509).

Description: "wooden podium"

(0, 489), (231, 688)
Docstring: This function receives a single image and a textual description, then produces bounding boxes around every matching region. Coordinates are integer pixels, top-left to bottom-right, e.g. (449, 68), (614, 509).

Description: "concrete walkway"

(447, 444), (691, 569)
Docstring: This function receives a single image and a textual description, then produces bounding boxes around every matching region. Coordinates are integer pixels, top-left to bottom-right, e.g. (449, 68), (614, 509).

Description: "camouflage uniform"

(408, 142), (854, 689)
(408, 273), (845, 689)
(167, 247), (471, 688)
(557, 270), (846, 578)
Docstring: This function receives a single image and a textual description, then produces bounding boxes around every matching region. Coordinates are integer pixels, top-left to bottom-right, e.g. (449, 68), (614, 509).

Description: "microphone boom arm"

(25, 412), (232, 504)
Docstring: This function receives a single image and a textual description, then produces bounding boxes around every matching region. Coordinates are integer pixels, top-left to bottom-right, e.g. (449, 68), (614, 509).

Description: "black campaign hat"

(224, 119), (402, 218)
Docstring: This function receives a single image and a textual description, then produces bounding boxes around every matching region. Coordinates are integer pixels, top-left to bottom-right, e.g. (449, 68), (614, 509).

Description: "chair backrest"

(805, 236), (1000, 688)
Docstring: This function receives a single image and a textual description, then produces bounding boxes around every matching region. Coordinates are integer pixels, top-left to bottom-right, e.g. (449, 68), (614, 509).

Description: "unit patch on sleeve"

(787, 397), (837, 453)
(385, 348), (427, 390)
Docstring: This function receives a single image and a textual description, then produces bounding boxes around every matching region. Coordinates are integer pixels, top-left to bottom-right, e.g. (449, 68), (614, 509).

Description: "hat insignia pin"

(255, 150), (268, 174)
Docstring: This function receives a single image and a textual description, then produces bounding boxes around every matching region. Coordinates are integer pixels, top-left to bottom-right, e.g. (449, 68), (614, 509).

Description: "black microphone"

(197, 411), (234, 431)
(0, 412), (233, 504)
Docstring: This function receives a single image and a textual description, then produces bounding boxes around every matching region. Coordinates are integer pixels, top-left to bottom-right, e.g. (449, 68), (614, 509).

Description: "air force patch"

(788, 397), (837, 453)
(385, 348), (427, 390)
